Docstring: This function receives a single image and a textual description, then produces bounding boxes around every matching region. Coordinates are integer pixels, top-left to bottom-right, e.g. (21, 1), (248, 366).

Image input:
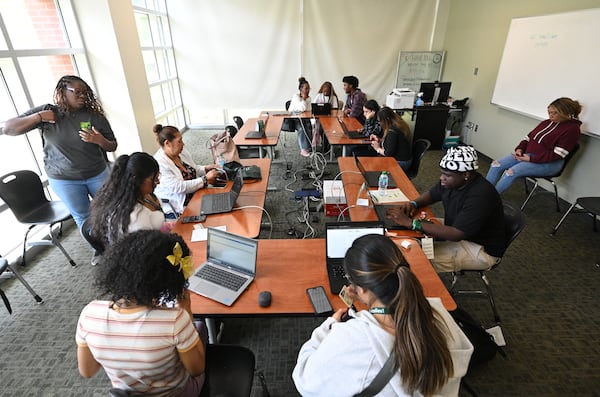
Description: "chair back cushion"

(405, 139), (431, 178)
(553, 142), (580, 178)
(200, 344), (255, 397)
(0, 170), (49, 222)
(501, 203), (526, 256)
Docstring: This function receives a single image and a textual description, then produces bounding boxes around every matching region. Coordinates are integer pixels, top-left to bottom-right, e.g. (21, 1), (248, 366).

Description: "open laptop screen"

(326, 222), (385, 259)
(207, 228), (257, 275)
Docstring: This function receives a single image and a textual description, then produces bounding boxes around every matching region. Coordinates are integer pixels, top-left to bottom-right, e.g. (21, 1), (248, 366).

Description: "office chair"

(0, 170), (77, 267)
(551, 196), (600, 236)
(521, 143), (580, 212)
(450, 202), (525, 324)
(233, 116), (244, 131)
(404, 139), (431, 179)
(0, 255), (43, 313)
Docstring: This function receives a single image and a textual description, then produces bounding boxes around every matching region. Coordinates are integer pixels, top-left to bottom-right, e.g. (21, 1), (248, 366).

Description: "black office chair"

(0, 170), (77, 267)
(450, 202), (526, 324)
(404, 139), (431, 179)
(551, 196), (600, 236)
(521, 143), (580, 212)
(0, 255), (43, 313)
(233, 116), (244, 131)
(200, 344), (257, 397)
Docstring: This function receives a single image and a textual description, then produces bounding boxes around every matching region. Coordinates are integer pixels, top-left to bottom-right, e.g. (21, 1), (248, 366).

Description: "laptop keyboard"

(210, 193), (230, 212)
(195, 264), (247, 291)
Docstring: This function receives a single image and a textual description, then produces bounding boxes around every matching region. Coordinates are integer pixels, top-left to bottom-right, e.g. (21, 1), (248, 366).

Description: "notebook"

(325, 221), (385, 294)
(188, 228), (258, 306)
(353, 153), (397, 188)
(338, 118), (365, 139)
(364, 189), (411, 231)
(200, 169), (243, 215)
(311, 102), (331, 116)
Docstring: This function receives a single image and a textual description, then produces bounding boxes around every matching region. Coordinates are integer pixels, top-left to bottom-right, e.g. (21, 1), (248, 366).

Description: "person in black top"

(387, 145), (505, 272)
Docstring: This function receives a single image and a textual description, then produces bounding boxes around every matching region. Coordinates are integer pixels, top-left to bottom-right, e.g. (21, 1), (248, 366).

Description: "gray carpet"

(0, 128), (598, 396)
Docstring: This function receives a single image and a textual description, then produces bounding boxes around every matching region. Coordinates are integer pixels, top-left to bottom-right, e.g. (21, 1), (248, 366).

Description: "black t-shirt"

(429, 173), (505, 257)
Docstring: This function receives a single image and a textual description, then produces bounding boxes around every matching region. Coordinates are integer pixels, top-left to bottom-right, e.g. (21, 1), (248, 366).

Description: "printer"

(386, 88), (416, 109)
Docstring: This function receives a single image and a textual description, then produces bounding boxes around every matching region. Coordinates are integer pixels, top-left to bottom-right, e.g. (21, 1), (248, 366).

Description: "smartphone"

(306, 286), (333, 315)
(181, 214), (206, 224)
(80, 121), (91, 130)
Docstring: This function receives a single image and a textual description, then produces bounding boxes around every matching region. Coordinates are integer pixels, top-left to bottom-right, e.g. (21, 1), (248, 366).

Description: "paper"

(370, 188), (410, 204)
(356, 198), (370, 206)
(191, 225), (227, 242)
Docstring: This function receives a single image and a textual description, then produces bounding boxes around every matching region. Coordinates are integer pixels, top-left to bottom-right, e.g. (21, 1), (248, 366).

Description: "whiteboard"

(395, 51), (445, 93)
(491, 8), (600, 137)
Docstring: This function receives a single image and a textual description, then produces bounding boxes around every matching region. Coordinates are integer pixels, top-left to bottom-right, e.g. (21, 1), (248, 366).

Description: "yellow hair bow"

(166, 242), (194, 280)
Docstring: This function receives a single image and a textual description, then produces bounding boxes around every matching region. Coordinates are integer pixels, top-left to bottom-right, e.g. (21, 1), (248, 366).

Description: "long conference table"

(171, 153), (455, 342)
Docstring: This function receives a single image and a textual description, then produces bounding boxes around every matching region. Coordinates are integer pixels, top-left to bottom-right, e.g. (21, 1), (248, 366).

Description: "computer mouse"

(258, 291), (272, 307)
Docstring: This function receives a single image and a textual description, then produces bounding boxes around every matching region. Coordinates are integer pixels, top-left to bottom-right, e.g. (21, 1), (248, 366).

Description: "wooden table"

(171, 158), (271, 239)
(320, 115), (369, 159)
(337, 156), (436, 235)
(187, 238), (455, 341)
(233, 116), (281, 158)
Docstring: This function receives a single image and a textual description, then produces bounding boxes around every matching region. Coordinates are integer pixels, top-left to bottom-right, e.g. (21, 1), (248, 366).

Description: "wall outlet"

(474, 124), (479, 132)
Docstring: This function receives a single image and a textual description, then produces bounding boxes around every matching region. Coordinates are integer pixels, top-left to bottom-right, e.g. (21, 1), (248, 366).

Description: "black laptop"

(200, 169), (243, 215)
(353, 153), (397, 188)
(325, 221), (385, 293)
(363, 189), (411, 231)
(338, 118), (365, 139)
(311, 102), (331, 116)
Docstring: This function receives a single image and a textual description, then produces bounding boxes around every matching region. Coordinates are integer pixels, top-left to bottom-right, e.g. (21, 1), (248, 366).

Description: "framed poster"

(395, 51), (445, 92)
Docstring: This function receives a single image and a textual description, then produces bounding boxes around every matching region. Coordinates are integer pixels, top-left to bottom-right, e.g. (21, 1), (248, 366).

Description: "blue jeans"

(485, 154), (564, 193)
(295, 119), (313, 151)
(48, 167), (110, 229)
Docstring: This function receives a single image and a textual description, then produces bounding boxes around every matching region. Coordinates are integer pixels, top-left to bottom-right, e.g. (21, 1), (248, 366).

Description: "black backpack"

(450, 307), (506, 368)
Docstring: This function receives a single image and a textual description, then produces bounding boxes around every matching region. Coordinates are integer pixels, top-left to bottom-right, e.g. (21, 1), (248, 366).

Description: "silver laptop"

(200, 169), (243, 215)
(188, 228), (258, 306)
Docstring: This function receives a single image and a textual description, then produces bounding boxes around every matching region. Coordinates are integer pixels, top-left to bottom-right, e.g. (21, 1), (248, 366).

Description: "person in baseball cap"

(386, 145), (505, 273)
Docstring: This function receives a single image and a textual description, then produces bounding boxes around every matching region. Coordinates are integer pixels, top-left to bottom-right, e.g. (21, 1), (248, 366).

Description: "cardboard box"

(323, 180), (347, 217)
(386, 89), (416, 109)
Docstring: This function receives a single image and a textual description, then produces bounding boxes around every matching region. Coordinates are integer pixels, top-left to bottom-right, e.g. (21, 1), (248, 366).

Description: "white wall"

(442, 0), (600, 203)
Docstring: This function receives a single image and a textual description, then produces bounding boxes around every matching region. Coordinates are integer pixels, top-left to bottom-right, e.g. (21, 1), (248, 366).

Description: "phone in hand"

(181, 214), (206, 224)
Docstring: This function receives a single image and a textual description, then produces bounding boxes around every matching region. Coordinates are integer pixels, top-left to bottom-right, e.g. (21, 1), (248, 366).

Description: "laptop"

(188, 228), (258, 306)
(311, 102), (331, 116)
(364, 189), (411, 231)
(246, 129), (266, 139)
(325, 221), (385, 293)
(338, 118), (365, 139)
(200, 169), (243, 215)
(353, 153), (397, 188)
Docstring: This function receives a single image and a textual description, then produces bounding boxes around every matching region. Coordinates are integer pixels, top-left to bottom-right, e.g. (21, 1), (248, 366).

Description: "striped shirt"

(76, 301), (200, 395)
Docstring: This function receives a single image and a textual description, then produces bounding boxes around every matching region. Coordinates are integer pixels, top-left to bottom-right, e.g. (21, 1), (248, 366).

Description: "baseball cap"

(439, 145), (479, 172)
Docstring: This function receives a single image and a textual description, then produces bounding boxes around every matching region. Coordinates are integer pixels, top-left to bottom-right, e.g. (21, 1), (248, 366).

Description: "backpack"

(450, 307), (505, 368)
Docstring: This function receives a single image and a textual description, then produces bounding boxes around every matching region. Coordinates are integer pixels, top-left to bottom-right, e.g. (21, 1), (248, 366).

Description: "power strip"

(294, 189), (321, 199)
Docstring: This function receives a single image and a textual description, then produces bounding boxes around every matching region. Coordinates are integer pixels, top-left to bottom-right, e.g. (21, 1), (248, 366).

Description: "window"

(0, 0), (90, 258)
(133, 0), (185, 129)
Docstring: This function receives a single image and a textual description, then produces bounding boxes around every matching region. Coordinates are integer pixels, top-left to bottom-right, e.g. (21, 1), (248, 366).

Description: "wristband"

(37, 113), (43, 123)
(411, 219), (422, 232)
(409, 201), (418, 209)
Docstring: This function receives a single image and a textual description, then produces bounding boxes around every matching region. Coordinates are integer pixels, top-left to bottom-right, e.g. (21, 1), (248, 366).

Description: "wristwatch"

(201, 175), (208, 187)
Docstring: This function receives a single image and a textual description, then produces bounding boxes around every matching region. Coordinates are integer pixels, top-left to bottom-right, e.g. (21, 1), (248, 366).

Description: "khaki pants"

(432, 240), (500, 273)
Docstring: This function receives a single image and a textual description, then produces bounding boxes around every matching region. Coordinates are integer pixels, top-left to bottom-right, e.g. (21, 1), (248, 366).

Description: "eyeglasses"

(65, 87), (88, 97)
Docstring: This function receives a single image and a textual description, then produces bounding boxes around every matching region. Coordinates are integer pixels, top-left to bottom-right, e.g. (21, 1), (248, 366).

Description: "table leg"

(205, 317), (217, 343)
(342, 145), (347, 157)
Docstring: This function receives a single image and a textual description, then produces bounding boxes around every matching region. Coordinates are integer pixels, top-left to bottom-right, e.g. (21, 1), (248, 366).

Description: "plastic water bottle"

(415, 94), (425, 107)
(217, 154), (226, 169)
(378, 171), (389, 196)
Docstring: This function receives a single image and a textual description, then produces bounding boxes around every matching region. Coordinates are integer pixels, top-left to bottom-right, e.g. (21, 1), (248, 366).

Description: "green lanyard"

(369, 307), (390, 315)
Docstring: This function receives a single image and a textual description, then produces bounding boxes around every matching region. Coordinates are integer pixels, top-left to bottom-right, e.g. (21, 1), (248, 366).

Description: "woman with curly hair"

(3, 75), (117, 228)
(76, 230), (206, 396)
(89, 152), (171, 252)
(293, 234), (473, 396)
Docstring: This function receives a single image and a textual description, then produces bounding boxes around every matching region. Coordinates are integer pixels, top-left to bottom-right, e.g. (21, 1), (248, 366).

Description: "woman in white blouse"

(288, 76), (313, 156)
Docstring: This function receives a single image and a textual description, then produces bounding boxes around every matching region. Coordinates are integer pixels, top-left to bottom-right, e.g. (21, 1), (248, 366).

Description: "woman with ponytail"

(293, 235), (473, 396)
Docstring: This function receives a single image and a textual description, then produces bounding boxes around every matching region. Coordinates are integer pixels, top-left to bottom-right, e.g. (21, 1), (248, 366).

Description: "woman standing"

(153, 124), (220, 214)
(3, 75), (117, 228)
(293, 234), (473, 396)
(76, 230), (206, 396)
(288, 77), (313, 157)
(89, 152), (171, 250)
(486, 97), (581, 193)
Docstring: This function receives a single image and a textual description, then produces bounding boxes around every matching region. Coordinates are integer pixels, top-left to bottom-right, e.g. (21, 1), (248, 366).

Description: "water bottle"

(217, 154), (226, 169)
(378, 171), (389, 196)
(415, 94), (425, 107)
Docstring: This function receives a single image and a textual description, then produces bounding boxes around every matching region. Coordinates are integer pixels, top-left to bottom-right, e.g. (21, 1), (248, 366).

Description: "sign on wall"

(394, 51), (445, 92)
